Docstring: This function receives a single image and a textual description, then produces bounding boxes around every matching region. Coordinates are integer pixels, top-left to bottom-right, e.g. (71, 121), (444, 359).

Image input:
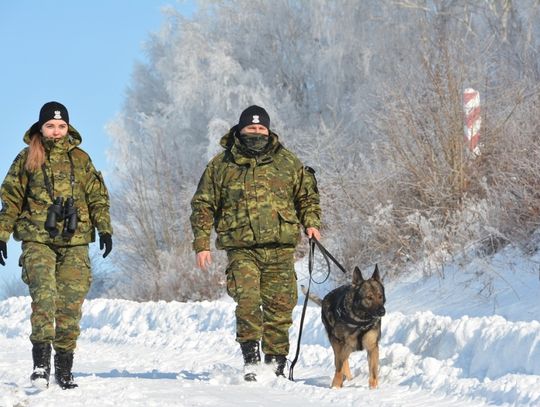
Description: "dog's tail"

(300, 285), (323, 306)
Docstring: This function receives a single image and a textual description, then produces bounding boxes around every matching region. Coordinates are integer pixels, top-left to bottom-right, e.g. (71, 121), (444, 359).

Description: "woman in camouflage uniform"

(191, 105), (321, 381)
(0, 102), (113, 389)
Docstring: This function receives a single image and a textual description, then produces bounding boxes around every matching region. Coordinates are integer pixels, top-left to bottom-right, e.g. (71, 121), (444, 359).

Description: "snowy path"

(1, 297), (539, 406)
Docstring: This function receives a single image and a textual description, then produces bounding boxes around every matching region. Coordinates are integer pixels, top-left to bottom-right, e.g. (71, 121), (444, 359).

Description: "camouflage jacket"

(190, 128), (321, 252)
(0, 125), (112, 245)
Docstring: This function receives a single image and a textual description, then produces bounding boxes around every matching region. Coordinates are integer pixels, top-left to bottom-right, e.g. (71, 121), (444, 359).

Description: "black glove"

(0, 240), (7, 266)
(99, 233), (113, 258)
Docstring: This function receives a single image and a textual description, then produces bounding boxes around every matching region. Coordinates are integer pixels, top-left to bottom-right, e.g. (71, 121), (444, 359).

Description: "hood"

(24, 121), (82, 149)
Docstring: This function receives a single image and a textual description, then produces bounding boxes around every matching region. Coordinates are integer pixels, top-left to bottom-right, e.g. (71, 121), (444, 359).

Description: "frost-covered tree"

(108, 0), (540, 300)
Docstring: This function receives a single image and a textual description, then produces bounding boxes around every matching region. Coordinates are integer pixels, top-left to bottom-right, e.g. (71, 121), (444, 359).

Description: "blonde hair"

(25, 133), (46, 172)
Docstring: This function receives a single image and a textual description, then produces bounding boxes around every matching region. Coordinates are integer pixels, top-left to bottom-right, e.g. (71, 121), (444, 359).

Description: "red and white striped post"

(463, 88), (481, 156)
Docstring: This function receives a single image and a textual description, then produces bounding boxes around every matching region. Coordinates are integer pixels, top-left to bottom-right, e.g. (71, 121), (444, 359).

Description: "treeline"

(105, 0), (540, 301)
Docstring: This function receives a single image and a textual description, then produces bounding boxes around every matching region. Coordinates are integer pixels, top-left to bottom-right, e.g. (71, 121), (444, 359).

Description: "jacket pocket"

(216, 214), (254, 249)
(277, 209), (301, 245)
(76, 205), (92, 236)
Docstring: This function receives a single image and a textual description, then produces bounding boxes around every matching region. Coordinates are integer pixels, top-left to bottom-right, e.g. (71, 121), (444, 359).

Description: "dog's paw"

(331, 374), (344, 389)
(369, 377), (378, 389)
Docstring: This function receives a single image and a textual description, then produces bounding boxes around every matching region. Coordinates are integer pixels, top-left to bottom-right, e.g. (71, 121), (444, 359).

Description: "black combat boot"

(264, 354), (287, 377)
(240, 341), (261, 382)
(54, 351), (78, 389)
(30, 342), (52, 388)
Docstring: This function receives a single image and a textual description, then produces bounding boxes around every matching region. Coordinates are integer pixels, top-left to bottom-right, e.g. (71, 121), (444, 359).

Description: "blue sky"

(0, 1), (195, 282)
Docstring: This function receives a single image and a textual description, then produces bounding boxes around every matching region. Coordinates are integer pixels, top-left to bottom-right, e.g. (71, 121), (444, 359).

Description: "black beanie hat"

(238, 105), (270, 131)
(38, 101), (69, 127)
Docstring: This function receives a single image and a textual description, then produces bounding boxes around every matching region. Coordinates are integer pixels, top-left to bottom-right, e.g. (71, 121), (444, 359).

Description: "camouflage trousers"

(226, 247), (298, 356)
(21, 241), (92, 352)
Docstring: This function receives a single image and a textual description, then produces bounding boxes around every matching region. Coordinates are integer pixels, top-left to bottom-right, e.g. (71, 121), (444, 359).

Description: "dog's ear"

(371, 264), (381, 282)
(352, 266), (364, 286)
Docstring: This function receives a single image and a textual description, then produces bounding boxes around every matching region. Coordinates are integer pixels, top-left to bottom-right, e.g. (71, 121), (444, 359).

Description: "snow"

(1, 244), (539, 406)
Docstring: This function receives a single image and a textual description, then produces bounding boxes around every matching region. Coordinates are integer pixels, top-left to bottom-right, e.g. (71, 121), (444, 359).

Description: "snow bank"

(1, 295), (538, 406)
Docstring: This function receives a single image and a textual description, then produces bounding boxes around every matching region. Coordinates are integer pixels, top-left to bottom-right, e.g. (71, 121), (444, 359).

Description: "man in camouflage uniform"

(0, 102), (113, 389)
(190, 105), (321, 381)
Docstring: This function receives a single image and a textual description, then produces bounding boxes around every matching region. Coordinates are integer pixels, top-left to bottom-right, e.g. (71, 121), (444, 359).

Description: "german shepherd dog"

(303, 265), (386, 389)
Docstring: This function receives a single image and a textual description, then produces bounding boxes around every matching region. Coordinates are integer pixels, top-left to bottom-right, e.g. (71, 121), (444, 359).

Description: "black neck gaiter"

(237, 132), (271, 156)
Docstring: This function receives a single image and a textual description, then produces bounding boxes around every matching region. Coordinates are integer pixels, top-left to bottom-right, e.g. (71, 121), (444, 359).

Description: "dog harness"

(335, 290), (381, 331)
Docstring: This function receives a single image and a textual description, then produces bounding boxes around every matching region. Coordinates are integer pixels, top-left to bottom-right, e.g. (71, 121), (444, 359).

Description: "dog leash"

(288, 237), (348, 381)
(310, 237), (348, 275)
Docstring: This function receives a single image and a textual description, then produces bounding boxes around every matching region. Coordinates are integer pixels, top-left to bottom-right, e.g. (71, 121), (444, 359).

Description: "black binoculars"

(44, 196), (78, 239)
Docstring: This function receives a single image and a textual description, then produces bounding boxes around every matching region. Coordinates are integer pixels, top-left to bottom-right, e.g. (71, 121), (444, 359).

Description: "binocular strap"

(41, 151), (76, 202)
